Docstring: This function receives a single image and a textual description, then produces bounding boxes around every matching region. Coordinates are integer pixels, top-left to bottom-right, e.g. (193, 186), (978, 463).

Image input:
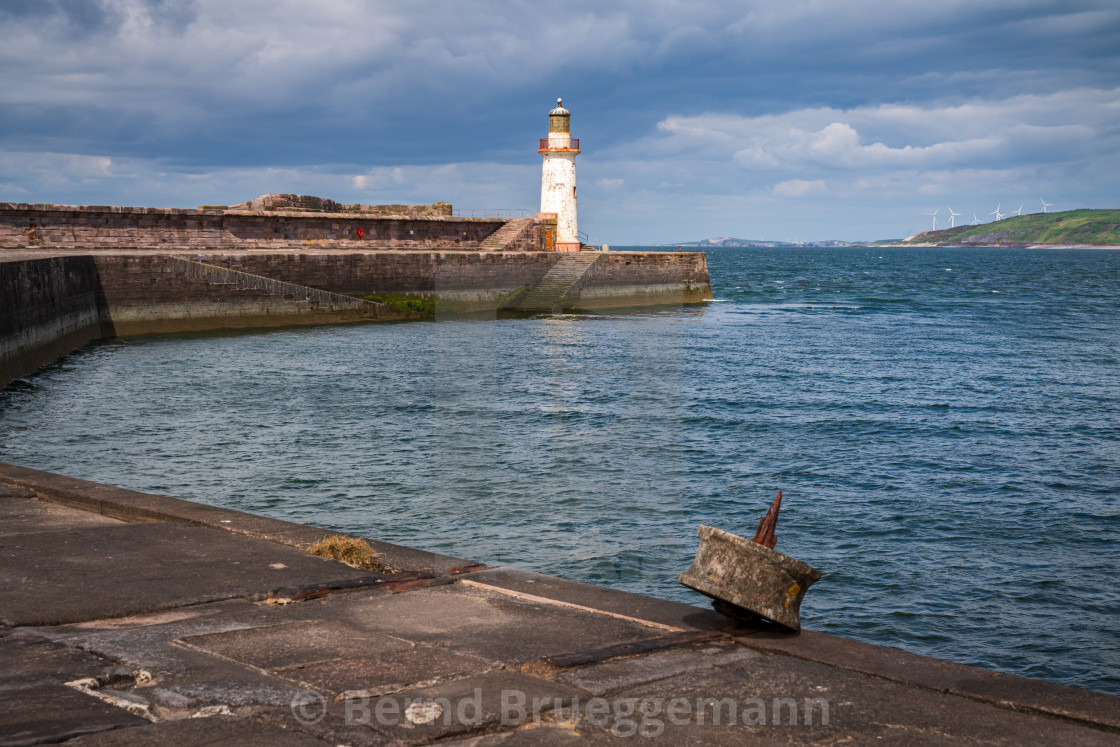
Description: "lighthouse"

(539, 98), (581, 252)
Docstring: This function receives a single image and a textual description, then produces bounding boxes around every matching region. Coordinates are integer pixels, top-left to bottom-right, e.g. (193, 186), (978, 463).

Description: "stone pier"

(1, 463), (1117, 744)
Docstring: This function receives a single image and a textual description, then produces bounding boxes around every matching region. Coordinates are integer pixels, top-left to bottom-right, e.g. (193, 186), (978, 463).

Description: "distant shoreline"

(890, 243), (1120, 250)
(620, 243), (1120, 250)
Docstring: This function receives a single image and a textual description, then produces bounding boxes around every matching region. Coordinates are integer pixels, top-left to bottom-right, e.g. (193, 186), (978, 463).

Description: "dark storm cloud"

(0, 0), (120, 32)
(1, 0), (1118, 240)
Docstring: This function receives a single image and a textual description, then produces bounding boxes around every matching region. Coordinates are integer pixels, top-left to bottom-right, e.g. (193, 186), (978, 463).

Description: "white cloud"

(656, 89), (1120, 180)
(0, 149), (537, 212)
(773, 179), (827, 197)
(582, 87), (1120, 241)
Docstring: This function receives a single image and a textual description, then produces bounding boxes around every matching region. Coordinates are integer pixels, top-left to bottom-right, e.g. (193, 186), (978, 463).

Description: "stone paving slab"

(60, 715), (331, 745)
(0, 522), (381, 626)
(565, 652), (1120, 746)
(0, 485), (123, 537)
(0, 685), (150, 745)
(457, 568), (730, 633)
(178, 620), (416, 671)
(279, 648), (501, 699)
(266, 671), (590, 746)
(553, 640), (760, 697)
(735, 627), (1120, 731)
(0, 632), (126, 693)
(308, 583), (681, 666)
(36, 607), (312, 714)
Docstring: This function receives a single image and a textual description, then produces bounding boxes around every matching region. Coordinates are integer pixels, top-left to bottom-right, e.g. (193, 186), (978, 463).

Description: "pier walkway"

(1, 462), (1117, 744)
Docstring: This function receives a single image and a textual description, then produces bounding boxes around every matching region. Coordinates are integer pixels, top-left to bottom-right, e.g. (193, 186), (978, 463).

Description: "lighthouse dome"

(548, 98), (571, 133)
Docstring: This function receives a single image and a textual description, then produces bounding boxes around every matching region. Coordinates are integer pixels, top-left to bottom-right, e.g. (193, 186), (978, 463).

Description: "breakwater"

(1, 250), (711, 386)
(0, 254), (429, 386)
(188, 250), (712, 308)
(1, 200), (712, 386)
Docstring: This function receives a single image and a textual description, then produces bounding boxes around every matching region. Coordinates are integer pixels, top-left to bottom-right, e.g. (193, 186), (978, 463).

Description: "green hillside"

(904, 209), (1120, 246)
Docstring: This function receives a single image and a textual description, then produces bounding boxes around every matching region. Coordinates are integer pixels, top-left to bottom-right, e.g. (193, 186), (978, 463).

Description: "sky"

(1, 0), (1118, 243)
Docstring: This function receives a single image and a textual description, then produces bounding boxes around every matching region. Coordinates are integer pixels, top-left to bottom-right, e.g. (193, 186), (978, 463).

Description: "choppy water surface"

(2, 246), (1118, 695)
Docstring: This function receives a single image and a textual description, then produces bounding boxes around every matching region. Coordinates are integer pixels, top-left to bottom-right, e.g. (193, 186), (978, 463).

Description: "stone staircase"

(478, 219), (535, 250)
(505, 252), (601, 312)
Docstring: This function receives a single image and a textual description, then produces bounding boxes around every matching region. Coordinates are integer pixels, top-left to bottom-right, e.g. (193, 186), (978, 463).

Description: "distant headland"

(667, 209), (1120, 249)
(901, 209), (1120, 248)
(661, 238), (857, 248)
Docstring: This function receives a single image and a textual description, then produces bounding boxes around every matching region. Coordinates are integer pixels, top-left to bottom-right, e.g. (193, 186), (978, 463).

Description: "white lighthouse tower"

(539, 98), (581, 252)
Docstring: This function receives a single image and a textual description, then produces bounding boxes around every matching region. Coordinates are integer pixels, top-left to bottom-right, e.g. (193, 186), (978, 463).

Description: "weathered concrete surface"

(0, 484), (123, 537)
(2, 462), (1116, 745)
(62, 716), (328, 746)
(0, 685), (151, 745)
(0, 522), (386, 626)
(0, 462), (478, 575)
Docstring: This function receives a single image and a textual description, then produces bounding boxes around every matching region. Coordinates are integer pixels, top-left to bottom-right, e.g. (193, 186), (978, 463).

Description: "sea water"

(2, 245), (1117, 695)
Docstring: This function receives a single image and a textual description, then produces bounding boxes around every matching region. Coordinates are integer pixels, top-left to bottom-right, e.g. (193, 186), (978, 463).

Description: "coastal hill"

(903, 209), (1120, 246)
(667, 237), (855, 248)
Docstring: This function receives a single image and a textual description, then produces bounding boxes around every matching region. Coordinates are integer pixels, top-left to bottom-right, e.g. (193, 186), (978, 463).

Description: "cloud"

(773, 179), (827, 197)
(582, 86), (1120, 241)
(0, 148), (537, 214)
(647, 88), (1119, 190)
(0, 1), (1117, 240)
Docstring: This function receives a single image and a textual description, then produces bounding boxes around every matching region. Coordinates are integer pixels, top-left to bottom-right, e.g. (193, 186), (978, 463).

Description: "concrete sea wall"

(1, 201), (713, 385)
(0, 255), (426, 386)
(191, 251), (560, 309)
(98, 257), (422, 337)
(579, 251), (712, 307)
(0, 256), (112, 386)
(189, 250), (715, 311)
(1, 250), (711, 386)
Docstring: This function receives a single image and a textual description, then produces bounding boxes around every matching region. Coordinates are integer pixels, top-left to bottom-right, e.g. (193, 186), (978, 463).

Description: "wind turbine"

(1040, 197), (1054, 213)
(947, 206), (961, 228)
(990, 204), (1003, 221)
(1012, 204), (1023, 217)
(926, 208), (940, 231)
(972, 213), (980, 225)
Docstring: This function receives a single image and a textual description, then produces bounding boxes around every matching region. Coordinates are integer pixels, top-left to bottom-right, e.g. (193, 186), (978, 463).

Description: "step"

(505, 253), (602, 311)
(479, 219), (535, 250)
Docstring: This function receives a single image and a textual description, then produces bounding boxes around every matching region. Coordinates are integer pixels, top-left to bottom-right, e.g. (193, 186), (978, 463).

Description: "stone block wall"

(1, 249), (713, 385)
(91, 255), (420, 337)
(0, 204), (508, 251)
(575, 251), (712, 307)
(189, 251), (561, 309)
(0, 257), (112, 386)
